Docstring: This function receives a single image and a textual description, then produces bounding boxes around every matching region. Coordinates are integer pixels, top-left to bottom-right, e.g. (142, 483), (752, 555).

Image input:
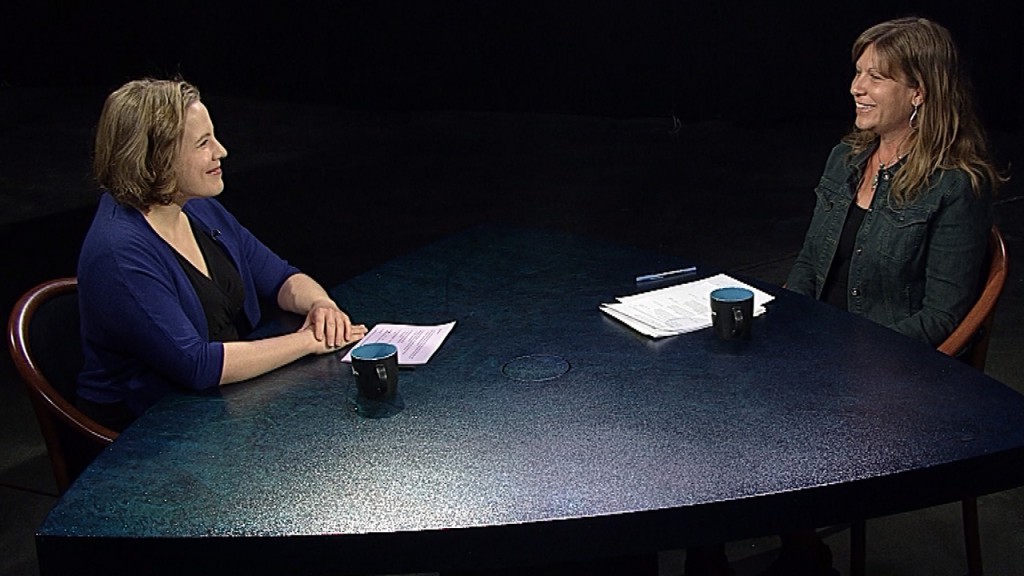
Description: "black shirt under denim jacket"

(786, 141), (992, 347)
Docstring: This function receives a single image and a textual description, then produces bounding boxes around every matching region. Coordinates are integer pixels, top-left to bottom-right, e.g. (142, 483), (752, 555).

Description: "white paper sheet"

(600, 273), (774, 338)
(340, 321), (456, 365)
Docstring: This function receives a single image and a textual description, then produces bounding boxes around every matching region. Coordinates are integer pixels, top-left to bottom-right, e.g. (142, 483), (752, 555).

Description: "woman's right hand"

(306, 323), (367, 355)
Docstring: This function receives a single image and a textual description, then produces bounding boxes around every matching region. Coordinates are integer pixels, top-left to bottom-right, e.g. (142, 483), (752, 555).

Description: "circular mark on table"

(501, 354), (571, 382)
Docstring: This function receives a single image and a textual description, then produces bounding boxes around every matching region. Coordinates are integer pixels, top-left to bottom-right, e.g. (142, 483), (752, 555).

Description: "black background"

(4, 1), (1021, 126)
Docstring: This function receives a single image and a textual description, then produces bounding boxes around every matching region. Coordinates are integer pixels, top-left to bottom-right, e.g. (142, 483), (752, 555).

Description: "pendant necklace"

(871, 147), (906, 190)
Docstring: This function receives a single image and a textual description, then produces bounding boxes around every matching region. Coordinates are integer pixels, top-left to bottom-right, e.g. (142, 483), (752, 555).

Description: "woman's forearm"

(219, 329), (320, 385)
(277, 273), (335, 315)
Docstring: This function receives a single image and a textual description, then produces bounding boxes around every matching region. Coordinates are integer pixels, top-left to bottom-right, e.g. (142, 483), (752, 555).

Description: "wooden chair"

(937, 225), (1008, 367)
(851, 225), (1007, 576)
(7, 277), (118, 494)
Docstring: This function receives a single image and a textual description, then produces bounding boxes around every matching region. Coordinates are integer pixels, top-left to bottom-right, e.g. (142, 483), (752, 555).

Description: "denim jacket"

(786, 142), (992, 346)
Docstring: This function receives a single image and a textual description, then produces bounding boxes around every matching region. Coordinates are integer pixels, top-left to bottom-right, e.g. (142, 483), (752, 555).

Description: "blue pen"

(635, 266), (697, 283)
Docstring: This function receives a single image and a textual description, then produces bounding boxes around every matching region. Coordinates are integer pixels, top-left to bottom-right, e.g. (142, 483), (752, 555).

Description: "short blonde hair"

(93, 78), (201, 210)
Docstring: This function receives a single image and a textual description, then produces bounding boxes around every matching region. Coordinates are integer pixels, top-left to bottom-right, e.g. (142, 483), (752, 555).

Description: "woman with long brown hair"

(787, 16), (1004, 347)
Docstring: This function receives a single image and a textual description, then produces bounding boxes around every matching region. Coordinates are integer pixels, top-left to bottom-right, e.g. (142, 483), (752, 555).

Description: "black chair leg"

(850, 519), (866, 576)
(963, 496), (982, 576)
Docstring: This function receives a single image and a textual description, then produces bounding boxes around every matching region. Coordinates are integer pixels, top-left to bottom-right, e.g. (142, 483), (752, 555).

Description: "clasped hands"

(300, 299), (367, 352)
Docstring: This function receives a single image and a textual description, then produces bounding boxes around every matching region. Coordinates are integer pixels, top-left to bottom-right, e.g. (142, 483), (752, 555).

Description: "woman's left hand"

(299, 299), (367, 349)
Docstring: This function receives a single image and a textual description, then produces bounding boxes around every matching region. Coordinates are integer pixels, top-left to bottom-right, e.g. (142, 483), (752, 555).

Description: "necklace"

(870, 147), (905, 190)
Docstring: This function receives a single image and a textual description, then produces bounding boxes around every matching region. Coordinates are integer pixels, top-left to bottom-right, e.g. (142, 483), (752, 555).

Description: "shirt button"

(855, 247), (863, 255)
(851, 288), (861, 297)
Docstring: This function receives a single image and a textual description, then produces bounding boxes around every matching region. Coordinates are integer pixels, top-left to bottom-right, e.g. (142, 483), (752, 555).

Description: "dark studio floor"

(1, 84), (1023, 575)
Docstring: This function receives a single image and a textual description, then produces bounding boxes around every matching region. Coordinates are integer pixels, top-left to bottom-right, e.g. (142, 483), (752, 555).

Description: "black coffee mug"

(710, 287), (755, 340)
(350, 342), (399, 400)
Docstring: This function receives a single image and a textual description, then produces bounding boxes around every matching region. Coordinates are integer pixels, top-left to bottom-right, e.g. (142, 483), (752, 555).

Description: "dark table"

(37, 226), (1024, 575)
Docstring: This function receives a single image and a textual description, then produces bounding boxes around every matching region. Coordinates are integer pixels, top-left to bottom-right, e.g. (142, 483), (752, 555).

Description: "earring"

(909, 104), (919, 129)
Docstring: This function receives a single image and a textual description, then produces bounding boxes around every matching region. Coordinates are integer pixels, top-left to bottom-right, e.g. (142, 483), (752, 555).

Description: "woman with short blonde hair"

(77, 78), (367, 431)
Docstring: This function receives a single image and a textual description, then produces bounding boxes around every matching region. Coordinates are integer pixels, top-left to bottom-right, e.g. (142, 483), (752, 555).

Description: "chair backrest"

(7, 277), (118, 494)
(937, 225), (1008, 370)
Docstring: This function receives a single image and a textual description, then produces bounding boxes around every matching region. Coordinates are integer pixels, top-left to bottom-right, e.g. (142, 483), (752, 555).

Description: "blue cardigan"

(77, 193), (300, 415)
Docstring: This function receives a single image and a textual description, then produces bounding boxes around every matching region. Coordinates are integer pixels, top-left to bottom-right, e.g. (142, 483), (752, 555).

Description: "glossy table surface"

(38, 226), (1024, 575)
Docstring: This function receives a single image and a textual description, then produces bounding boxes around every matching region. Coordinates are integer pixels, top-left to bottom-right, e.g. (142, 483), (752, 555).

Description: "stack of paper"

(600, 273), (775, 338)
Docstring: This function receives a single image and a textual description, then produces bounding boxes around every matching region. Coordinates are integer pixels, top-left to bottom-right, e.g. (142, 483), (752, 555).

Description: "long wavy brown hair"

(843, 17), (1005, 206)
(93, 78), (201, 211)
